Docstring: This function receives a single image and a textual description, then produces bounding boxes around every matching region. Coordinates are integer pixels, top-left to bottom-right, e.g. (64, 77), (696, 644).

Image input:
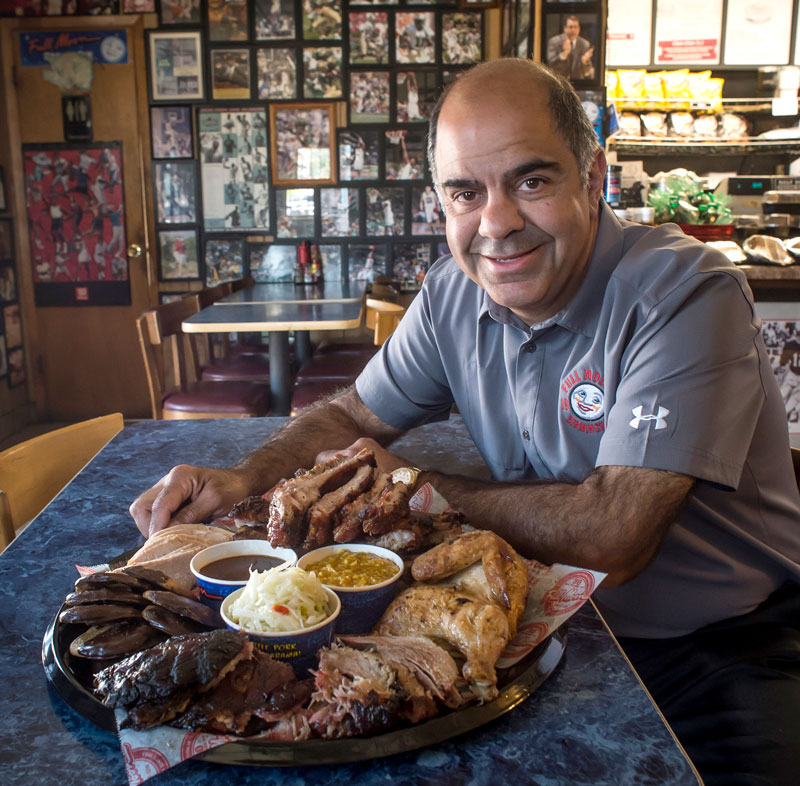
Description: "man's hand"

(582, 46), (594, 65)
(561, 37), (571, 58)
(315, 437), (409, 475)
(129, 465), (256, 539)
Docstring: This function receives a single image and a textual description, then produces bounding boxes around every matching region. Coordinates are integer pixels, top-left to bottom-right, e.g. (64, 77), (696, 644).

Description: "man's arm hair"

(234, 385), (404, 493)
(419, 464), (694, 587)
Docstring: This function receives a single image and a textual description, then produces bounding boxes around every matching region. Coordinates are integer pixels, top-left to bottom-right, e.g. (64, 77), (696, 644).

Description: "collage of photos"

(142, 0), (487, 290)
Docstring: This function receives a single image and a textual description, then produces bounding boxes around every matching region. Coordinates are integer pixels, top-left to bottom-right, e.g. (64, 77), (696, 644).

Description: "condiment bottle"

(297, 240), (310, 284)
(310, 244), (324, 284)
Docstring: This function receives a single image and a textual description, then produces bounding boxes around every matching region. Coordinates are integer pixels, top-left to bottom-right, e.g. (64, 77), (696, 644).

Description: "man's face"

(434, 79), (604, 325)
(564, 19), (580, 40)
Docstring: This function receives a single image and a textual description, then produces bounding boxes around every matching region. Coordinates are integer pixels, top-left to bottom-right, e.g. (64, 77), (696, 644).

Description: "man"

(547, 15), (594, 81)
(130, 60), (799, 785)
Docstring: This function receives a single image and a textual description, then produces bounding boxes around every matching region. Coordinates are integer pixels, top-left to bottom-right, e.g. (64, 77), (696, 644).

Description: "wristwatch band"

(392, 466), (422, 487)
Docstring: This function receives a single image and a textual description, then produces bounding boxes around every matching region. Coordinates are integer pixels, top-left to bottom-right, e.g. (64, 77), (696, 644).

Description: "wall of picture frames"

(142, 0), (492, 292)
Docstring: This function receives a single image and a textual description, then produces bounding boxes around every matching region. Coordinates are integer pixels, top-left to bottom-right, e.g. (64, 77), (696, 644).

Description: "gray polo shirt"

(357, 202), (800, 638)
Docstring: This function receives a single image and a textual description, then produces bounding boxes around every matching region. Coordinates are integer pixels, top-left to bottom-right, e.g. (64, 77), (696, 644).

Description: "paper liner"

(83, 482), (606, 784)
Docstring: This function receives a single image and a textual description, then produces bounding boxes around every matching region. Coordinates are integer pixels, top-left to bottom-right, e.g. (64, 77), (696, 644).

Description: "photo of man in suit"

(547, 14), (595, 81)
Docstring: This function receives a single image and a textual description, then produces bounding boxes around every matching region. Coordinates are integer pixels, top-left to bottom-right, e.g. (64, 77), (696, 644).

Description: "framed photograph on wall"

(338, 129), (379, 181)
(349, 11), (390, 64)
(395, 11), (436, 64)
(302, 0), (342, 41)
(442, 11), (483, 64)
(275, 187), (316, 237)
(256, 48), (297, 100)
(365, 187), (405, 236)
(543, 5), (602, 86)
(349, 71), (390, 123)
(319, 243), (343, 281)
(199, 107), (270, 232)
(210, 48), (251, 100)
(270, 103), (335, 185)
(150, 106), (193, 158)
(395, 70), (438, 123)
(158, 228), (200, 280)
(204, 236), (245, 286)
(347, 242), (387, 283)
(158, 0), (200, 24)
(250, 242), (296, 282)
(207, 0), (249, 42)
(148, 30), (204, 102)
(255, 0), (296, 40)
(303, 47), (343, 98)
(154, 161), (197, 224)
(385, 129), (425, 180)
(0, 219), (12, 259)
(392, 242), (431, 289)
(320, 187), (360, 237)
(412, 184), (445, 235)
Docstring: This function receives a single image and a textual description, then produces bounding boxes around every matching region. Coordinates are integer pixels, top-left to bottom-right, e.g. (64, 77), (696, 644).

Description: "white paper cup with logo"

(190, 540), (297, 606)
(297, 544), (405, 635)
(220, 585), (340, 675)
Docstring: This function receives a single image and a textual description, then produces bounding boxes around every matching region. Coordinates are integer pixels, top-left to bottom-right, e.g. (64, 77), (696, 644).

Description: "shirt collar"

(479, 201), (625, 337)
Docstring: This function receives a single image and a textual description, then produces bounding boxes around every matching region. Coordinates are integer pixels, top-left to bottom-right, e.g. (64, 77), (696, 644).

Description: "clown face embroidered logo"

(561, 368), (605, 434)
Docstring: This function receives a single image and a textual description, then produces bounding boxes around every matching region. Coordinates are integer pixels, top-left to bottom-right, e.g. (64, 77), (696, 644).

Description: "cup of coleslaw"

(219, 565), (340, 675)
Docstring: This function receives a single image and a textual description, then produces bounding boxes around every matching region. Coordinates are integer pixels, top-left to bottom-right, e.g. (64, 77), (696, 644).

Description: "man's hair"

(426, 59), (601, 193)
(565, 14), (580, 25)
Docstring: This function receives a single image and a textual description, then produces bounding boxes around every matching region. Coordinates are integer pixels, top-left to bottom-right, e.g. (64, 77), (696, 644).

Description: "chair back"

(231, 275), (255, 292)
(0, 413), (124, 551)
(365, 298), (405, 345)
(136, 297), (202, 419)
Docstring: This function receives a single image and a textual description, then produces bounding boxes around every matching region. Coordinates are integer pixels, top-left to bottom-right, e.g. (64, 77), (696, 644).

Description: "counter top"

(0, 417), (700, 786)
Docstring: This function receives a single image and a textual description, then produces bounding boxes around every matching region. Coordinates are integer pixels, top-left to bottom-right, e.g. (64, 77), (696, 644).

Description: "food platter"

(42, 551), (567, 766)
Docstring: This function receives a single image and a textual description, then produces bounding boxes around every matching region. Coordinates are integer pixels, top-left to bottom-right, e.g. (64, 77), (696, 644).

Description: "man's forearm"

(418, 465), (693, 586)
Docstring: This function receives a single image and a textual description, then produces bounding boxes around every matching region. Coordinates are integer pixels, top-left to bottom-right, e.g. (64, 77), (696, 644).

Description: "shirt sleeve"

(356, 284), (454, 430)
(596, 271), (767, 489)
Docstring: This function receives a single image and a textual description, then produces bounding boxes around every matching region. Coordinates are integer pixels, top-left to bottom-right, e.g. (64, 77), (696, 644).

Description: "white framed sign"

(724, 0), (792, 65)
(607, 0), (652, 66)
(654, 0), (722, 65)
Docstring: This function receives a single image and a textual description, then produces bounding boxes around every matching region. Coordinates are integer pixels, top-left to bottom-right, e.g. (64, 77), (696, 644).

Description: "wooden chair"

(136, 297), (271, 420)
(291, 299), (406, 415)
(0, 413), (124, 552)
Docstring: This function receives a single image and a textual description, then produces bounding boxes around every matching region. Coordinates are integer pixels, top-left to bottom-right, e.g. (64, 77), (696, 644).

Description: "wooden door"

(1, 15), (157, 420)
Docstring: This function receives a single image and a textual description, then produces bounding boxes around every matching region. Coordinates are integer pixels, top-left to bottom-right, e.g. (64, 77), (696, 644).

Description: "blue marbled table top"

(0, 417), (700, 786)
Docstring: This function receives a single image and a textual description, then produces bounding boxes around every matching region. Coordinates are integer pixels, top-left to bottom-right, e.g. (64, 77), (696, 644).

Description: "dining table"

(182, 282), (367, 415)
(0, 416), (702, 786)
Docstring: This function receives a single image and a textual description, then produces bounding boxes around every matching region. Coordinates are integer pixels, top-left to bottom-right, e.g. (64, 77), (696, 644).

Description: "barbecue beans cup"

(191, 540), (297, 604)
(297, 544), (405, 635)
(220, 585), (340, 676)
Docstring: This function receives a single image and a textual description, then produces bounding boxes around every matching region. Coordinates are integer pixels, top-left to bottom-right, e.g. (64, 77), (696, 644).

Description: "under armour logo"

(629, 405), (669, 430)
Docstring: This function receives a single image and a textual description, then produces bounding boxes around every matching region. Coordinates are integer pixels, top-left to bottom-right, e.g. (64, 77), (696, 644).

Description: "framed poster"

(275, 188), (316, 237)
(23, 143), (130, 306)
(154, 161), (197, 224)
(347, 242), (387, 283)
(158, 0), (200, 24)
(150, 106), (193, 158)
(204, 236), (245, 286)
(338, 129), (379, 181)
(256, 48), (297, 100)
(158, 228), (199, 280)
(302, 0), (342, 41)
(385, 129), (425, 180)
(412, 184), (444, 235)
(654, 0), (721, 65)
(255, 0), (296, 40)
(755, 302), (800, 446)
(349, 71), (390, 123)
(210, 48), (251, 100)
(320, 187), (360, 237)
(442, 12), (483, 64)
(148, 30), (204, 101)
(319, 243), (343, 281)
(303, 47), (343, 98)
(723, 0), (792, 66)
(0, 219), (12, 259)
(250, 242), (296, 282)
(395, 12), (436, 64)
(395, 70), (438, 123)
(199, 107), (270, 232)
(365, 187), (405, 236)
(207, 0), (249, 42)
(392, 242), (430, 289)
(349, 11), (390, 64)
(270, 103), (335, 186)
(543, 6), (602, 86)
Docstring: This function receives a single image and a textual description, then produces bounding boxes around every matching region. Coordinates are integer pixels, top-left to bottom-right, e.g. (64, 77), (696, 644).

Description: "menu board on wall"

(724, 0), (792, 65)
(654, 0), (722, 65)
(606, 0), (652, 66)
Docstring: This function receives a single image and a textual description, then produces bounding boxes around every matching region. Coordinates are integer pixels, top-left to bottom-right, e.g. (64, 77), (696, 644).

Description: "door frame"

(0, 14), (158, 416)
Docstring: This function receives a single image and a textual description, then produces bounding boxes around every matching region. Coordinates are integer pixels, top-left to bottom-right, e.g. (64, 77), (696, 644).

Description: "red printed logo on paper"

(409, 482), (433, 513)
(543, 570), (596, 616)
(122, 742), (170, 785)
(501, 621), (550, 660)
(180, 731), (232, 760)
